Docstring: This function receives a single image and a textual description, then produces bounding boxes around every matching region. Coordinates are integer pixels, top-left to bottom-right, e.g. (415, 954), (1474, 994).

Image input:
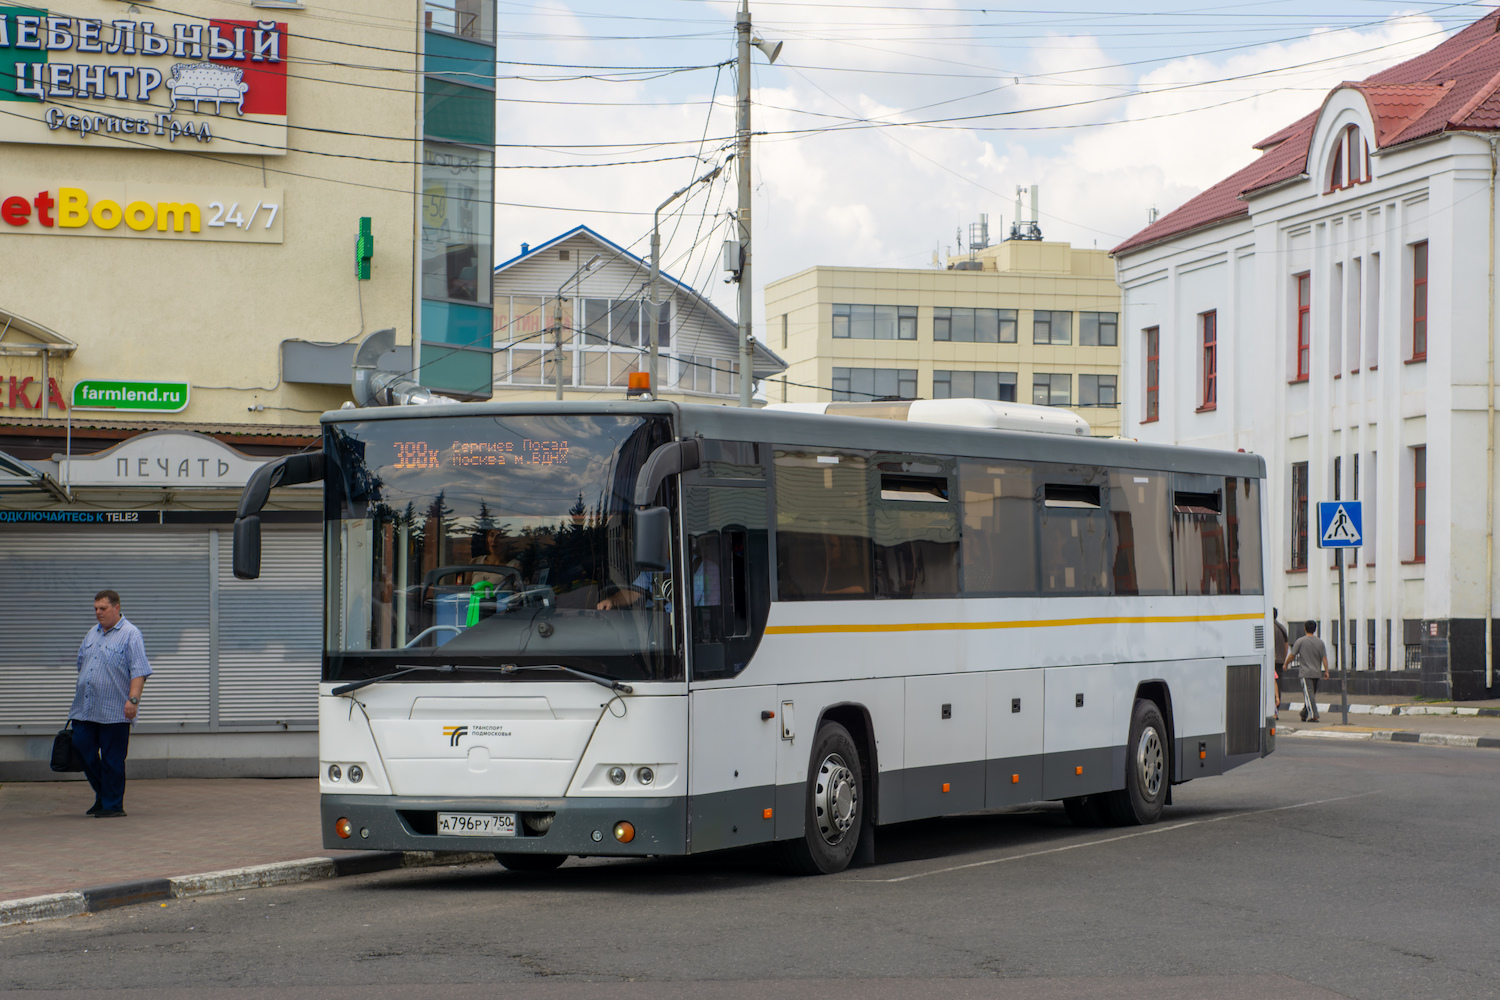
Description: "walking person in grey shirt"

(1283, 619), (1329, 723)
(69, 590), (151, 818)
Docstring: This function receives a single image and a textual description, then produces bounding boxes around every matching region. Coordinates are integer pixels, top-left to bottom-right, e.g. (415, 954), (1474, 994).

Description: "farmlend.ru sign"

(0, 11), (288, 156)
(72, 379), (189, 412)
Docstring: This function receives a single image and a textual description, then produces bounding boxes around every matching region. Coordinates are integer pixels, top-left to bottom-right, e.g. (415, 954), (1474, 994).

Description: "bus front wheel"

(780, 721), (864, 875)
(495, 853), (567, 872)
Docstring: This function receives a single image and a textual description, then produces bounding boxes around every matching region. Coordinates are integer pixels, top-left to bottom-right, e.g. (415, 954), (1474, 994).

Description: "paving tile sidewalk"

(0, 779), (372, 903)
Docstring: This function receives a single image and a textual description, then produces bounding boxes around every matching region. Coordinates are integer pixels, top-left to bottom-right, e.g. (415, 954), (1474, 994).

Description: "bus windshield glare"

(322, 413), (676, 682)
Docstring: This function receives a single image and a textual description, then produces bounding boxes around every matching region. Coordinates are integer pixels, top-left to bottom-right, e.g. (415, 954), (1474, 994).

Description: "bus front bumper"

(321, 793), (688, 856)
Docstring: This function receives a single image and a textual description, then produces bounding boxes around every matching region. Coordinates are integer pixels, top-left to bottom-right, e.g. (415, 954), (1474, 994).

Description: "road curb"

(0, 851), (492, 929)
(1278, 701), (1500, 718)
(1279, 726), (1500, 749)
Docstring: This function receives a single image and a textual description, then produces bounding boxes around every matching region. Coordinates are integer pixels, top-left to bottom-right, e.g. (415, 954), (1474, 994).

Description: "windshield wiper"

(498, 663), (634, 694)
(330, 662), (633, 696)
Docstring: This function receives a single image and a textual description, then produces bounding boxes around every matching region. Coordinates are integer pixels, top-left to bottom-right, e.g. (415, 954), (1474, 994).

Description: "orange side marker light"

(941, 783), (950, 793)
(1200, 750), (1207, 760)
(1011, 774), (1020, 784)
(1075, 766), (1083, 776)
(763, 808), (773, 820)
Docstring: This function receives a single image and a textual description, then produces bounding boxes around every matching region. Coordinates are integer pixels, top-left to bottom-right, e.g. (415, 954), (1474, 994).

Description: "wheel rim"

(1136, 726), (1164, 799)
(814, 752), (858, 846)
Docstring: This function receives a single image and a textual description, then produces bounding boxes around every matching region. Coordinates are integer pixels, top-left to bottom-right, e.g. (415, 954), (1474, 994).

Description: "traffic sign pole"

(1337, 547), (1348, 725)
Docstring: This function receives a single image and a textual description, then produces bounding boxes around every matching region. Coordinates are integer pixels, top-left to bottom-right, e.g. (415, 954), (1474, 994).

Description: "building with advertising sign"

(0, 0), (498, 780)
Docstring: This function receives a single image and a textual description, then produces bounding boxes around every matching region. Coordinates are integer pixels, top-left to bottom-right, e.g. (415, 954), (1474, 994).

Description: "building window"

(1143, 326), (1159, 423)
(933, 370), (1017, 401)
(1032, 310), (1072, 345)
(1327, 123), (1370, 191)
(1291, 461), (1309, 571)
(1295, 272), (1311, 380)
(1078, 374), (1117, 406)
(832, 367), (916, 401)
(932, 307), (1016, 343)
(1413, 445), (1426, 562)
(832, 304), (916, 340)
(1199, 310), (1217, 410)
(781, 313), (788, 349)
(1079, 312), (1118, 346)
(1411, 241), (1427, 361)
(1032, 373), (1071, 406)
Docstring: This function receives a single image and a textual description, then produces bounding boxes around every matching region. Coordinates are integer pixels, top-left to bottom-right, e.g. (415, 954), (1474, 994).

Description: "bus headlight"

(636, 767), (654, 785)
(348, 765), (364, 784)
(608, 767), (627, 785)
(328, 764), (342, 782)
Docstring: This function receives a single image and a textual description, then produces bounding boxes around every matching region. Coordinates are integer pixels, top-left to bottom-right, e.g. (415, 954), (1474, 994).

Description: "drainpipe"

(1487, 136), (1497, 691)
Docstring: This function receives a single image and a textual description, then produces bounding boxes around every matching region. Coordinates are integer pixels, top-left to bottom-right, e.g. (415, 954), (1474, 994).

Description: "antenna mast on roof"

(1009, 185), (1042, 240)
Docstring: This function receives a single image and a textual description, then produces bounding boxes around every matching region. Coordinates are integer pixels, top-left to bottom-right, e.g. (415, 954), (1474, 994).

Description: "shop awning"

(0, 449), (67, 502)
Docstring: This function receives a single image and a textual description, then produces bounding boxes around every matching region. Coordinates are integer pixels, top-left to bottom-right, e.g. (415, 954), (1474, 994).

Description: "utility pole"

(732, 1), (780, 408)
(735, 0), (754, 408)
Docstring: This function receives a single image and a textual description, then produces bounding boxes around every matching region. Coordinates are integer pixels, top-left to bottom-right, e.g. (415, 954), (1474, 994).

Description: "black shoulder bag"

(50, 721), (86, 773)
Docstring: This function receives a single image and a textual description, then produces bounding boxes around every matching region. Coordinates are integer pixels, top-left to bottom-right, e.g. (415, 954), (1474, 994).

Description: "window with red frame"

(1144, 326), (1160, 423)
(1413, 445), (1426, 562)
(1291, 461), (1309, 571)
(1199, 310), (1217, 410)
(1295, 273), (1311, 380)
(1327, 124), (1370, 191)
(1412, 241), (1428, 361)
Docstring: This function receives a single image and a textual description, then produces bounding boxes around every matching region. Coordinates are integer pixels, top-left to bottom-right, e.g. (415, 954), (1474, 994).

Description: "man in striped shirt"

(69, 590), (152, 818)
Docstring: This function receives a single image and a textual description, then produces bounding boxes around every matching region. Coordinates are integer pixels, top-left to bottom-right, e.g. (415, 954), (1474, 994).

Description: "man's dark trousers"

(71, 721), (130, 812)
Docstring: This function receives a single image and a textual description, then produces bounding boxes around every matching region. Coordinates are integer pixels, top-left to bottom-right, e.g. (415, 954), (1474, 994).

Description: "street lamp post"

(649, 161), (725, 396)
(554, 253), (601, 400)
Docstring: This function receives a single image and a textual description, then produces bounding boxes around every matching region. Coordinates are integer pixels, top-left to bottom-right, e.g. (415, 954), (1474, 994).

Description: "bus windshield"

(322, 413), (677, 682)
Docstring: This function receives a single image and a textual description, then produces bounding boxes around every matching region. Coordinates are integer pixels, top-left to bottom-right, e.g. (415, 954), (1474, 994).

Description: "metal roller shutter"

(215, 527), (322, 725)
(0, 528), (211, 728)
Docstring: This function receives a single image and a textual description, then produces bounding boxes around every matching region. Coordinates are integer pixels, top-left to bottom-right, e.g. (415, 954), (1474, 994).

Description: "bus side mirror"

(233, 515), (262, 580)
(633, 506), (670, 572)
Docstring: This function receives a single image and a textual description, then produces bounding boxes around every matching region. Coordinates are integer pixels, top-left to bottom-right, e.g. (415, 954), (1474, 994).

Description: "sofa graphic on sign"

(166, 63), (251, 116)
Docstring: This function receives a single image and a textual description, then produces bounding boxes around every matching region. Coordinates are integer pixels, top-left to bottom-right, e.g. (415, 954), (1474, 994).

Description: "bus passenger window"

(1225, 477), (1263, 595)
(774, 451), (873, 600)
(1172, 480), (1230, 595)
(1108, 471), (1172, 596)
(958, 462), (1038, 596)
(1039, 470), (1111, 595)
(725, 528), (749, 636)
(874, 462), (959, 598)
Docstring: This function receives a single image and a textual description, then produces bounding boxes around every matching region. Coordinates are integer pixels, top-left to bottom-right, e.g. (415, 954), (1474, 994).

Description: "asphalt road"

(4, 738), (1498, 1000)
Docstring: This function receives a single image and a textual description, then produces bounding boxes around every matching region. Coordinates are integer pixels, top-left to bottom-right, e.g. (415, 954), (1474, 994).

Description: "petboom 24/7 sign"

(72, 379), (189, 412)
(0, 9), (287, 155)
(1, 177), (284, 242)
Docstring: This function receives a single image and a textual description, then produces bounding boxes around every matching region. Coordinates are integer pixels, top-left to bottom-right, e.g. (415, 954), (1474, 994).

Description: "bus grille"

(1225, 663), (1261, 755)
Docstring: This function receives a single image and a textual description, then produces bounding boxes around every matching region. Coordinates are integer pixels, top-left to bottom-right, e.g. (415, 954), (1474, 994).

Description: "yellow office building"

(763, 239), (1123, 437)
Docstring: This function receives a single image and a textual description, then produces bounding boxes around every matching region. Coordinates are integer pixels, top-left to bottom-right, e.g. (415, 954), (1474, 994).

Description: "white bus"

(234, 399), (1273, 875)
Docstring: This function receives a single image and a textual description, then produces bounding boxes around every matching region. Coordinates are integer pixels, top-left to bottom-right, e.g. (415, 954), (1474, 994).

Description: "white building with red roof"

(1113, 8), (1500, 700)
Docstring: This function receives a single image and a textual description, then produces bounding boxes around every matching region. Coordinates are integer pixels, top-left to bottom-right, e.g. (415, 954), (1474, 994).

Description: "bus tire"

(1107, 699), (1168, 826)
(780, 721), (864, 875)
(494, 853), (567, 872)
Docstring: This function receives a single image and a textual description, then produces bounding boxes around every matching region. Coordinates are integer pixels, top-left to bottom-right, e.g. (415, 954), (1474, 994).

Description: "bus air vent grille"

(1254, 625), (1265, 649)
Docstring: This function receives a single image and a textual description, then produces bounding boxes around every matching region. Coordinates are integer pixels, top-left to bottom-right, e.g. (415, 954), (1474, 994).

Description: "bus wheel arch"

(1133, 680), (1176, 794)
(780, 703), (876, 875)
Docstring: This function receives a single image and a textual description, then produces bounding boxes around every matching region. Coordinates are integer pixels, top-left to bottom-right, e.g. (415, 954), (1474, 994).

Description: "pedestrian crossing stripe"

(1322, 503), (1361, 543)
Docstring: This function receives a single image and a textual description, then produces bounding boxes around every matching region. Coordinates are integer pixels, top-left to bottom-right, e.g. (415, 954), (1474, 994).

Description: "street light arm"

(648, 159), (728, 394)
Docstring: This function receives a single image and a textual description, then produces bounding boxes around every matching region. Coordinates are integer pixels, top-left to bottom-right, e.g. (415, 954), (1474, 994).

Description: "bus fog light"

(335, 817), (352, 839)
(613, 821), (635, 843)
(348, 765), (364, 783)
(636, 767), (654, 785)
(328, 764), (341, 782)
(523, 812), (555, 833)
(360, 828), (369, 839)
(608, 767), (626, 785)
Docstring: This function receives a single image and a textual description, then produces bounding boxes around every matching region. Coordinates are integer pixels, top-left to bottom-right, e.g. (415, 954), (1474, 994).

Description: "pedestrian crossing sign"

(1317, 501), (1362, 548)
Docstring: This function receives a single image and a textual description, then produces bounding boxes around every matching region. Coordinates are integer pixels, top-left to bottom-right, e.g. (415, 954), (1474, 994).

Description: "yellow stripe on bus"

(764, 612), (1265, 636)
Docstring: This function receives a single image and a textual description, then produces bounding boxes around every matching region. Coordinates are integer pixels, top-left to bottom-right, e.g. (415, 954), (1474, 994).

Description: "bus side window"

(1172, 474), (1229, 595)
(1037, 466), (1111, 595)
(774, 450), (873, 600)
(1108, 470), (1172, 596)
(873, 457), (959, 599)
(1225, 477), (1264, 595)
(725, 528), (749, 636)
(957, 461), (1038, 596)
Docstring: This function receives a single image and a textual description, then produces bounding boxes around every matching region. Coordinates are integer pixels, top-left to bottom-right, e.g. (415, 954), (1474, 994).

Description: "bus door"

(682, 462), (775, 852)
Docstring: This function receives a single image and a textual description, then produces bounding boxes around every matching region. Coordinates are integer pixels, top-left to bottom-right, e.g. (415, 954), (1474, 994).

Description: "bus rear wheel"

(494, 853), (567, 872)
(1103, 699), (1168, 826)
(780, 721), (864, 875)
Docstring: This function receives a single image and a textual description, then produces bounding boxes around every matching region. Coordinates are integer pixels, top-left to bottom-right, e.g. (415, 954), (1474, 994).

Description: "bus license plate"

(437, 812), (518, 837)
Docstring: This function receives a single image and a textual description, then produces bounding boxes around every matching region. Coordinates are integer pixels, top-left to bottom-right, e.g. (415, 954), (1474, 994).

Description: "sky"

(492, 1), (1491, 343)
